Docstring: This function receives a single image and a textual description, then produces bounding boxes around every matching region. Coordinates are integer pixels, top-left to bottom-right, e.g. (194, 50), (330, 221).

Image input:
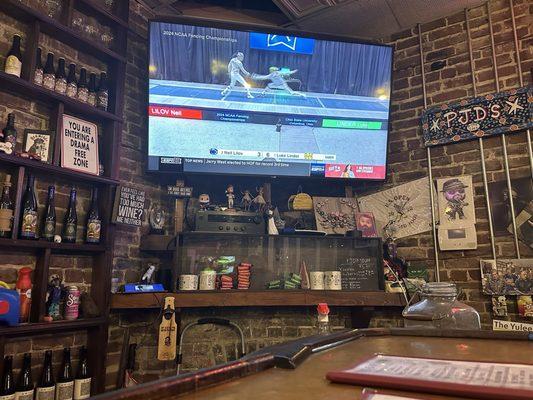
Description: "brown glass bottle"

(19, 175), (38, 240)
(0, 175), (14, 238)
(4, 35), (22, 77)
(62, 188), (77, 243)
(55, 349), (73, 400)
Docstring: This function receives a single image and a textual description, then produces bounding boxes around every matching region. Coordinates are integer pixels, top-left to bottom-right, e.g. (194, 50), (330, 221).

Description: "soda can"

(65, 286), (80, 320)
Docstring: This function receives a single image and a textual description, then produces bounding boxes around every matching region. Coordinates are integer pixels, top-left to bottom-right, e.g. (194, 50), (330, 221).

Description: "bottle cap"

(317, 303), (329, 315)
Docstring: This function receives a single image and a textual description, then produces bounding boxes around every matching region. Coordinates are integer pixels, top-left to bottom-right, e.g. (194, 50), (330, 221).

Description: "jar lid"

(422, 282), (457, 296)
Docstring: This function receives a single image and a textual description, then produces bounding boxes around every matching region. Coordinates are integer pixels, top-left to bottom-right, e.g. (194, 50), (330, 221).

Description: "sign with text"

(339, 257), (379, 291)
(112, 185), (146, 227)
(421, 85), (532, 147)
(61, 115), (99, 175)
(493, 319), (533, 333)
(167, 185), (193, 197)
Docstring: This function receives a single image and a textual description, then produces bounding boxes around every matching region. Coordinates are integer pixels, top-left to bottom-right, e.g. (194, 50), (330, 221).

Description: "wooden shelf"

(0, 152), (119, 186)
(111, 291), (406, 309)
(0, 317), (106, 337)
(0, 238), (106, 254)
(0, 71), (122, 123)
(0, 0), (126, 63)
(76, 0), (129, 28)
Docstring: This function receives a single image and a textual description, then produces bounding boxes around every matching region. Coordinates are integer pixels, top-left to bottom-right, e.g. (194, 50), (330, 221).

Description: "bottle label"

(0, 208), (14, 232)
(5, 56), (22, 77)
(43, 74), (55, 90)
(66, 83), (77, 98)
(35, 386), (55, 400)
(21, 210), (38, 237)
(34, 68), (44, 86)
(73, 378), (91, 400)
(86, 219), (101, 243)
(77, 88), (88, 103)
(97, 92), (108, 110)
(43, 220), (55, 239)
(55, 79), (67, 95)
(0, 394), (16, 400)
(14, 390), (34, 400)
(55, 382), (73, 400)
(64, 223), (77, 241)
(87, 93), (96, 107)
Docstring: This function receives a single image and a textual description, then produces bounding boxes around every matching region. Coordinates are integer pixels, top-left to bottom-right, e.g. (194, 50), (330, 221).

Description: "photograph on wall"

(357, 177), (431, 239)
(480, 259), (533, 295)
(488, 177), (533, 236)
(23, 129), (53, 163)
(355, 212), (378, 238)
(313, 197), (359, 235)
(511, 200), (533, 249)
(436, 175), (475, 228)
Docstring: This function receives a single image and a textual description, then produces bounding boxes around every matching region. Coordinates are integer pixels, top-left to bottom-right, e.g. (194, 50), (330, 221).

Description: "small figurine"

(241, 190), (253, 211)
(141, 265), (156, 284)
(266, 206), (278, 235)
(252, 186), (267, 213)
(149, 203), (166, 234)
(198, 193), (210, 210)
(226, 185), (235, 209)
(45, 275), (64, 321)
(273, 207), (285, 230)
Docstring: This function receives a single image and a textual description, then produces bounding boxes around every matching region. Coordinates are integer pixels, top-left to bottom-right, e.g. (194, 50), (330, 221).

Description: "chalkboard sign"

(112, 185), (146, 227)
(339, 257), (379, 291)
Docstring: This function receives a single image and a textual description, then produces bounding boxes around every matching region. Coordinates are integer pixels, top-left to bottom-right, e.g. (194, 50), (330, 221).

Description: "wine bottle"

(14, 354), (33, 400)
(4, 35), (22, 77)
(87, 73), (97, 107)
(0, 356), (15, 400)
(62, 188), (77, 243)
(43, 53), (55, 90)
(66, 64), (77, 98)
(76, 69), (88, 103)
(85, 188), (101, 244)
(96, 72), (108, 111)
(55, 349), (73, 400)
(0, 175), (14, 239)
(19, 174), (38, 240)
(2, 113), (17, 150)
(34, 47), (44, 86)
(54, 58), (67, 95)
(73, 347), (90, 400)
(42, 186), (56, 242)
(35, 351), (55, 400)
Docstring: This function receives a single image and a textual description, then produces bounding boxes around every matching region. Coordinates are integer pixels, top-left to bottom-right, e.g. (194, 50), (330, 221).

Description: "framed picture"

(480, 258), (533, 296)
(355, 212), (378, 238)
(60, 115), (99, 175)
(436, 175), (475, 228)
(488, 177), (532, 236)
(313, 196), (359, 235)
(23, 129), (53, 163)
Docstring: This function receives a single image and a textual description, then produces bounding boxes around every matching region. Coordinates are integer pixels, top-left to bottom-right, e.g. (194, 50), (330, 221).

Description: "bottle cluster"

(0, 174), (101, 244)
(0, 347), (91, 400)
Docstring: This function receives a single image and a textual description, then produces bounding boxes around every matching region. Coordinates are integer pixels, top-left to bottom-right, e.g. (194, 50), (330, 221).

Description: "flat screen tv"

(148, 19), (393, 180)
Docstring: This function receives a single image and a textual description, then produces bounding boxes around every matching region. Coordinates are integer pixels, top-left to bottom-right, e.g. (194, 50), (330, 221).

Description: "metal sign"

(421, 85), (532, 147)
(167, 185), (192, 197)
(112, 185), (146, 227)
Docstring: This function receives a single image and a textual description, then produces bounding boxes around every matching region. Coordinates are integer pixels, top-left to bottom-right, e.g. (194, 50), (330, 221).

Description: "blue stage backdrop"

(149, 22), (392, 97)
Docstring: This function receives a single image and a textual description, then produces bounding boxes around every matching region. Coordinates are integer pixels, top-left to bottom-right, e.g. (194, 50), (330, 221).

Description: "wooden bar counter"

(95, 329), (533, 400)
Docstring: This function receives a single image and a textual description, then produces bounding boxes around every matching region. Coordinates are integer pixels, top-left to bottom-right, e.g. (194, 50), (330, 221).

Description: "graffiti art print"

(481, 259), (533, 295)
(436, 175), (475, 228)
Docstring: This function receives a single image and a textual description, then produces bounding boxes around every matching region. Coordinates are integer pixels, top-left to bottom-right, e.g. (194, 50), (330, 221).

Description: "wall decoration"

(313, 197), (359, 235)
(480, 259), (533, 296)
(491, 296), (508, 317)
(438, 226), (477, 251)
(517, 296), (533, 318)
(22, 129), (53, 163)
(111, 185), (146, 227)
(355, 212), (378, 238)
(358, 178), (431, 239)
(436, 176), (475, 227)
(488, 177), (532, 236)
(509, 200), (532, 249)
(421, 85), (532, 147)
(61, 114), (99, 175)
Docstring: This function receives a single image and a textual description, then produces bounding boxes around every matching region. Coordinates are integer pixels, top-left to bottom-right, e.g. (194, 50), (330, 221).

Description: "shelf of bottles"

(1, 347), (92, 400)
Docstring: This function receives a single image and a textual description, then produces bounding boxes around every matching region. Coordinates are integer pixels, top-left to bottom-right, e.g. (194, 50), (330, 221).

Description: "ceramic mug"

(324, 271), (342, 290)
(179, 274), (198, 291)
(310, 271), (325, 290)
(199, 270), (216, 290)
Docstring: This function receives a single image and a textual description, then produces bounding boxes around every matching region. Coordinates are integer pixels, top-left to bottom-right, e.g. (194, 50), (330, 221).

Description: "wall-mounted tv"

(148, 19), (393, 180)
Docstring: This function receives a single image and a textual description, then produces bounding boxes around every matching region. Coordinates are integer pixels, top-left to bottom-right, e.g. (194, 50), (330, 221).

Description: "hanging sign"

(421, 85), (532, 147)
(61, 115), (99, 175)
(167, 185), (193, 198)
(112, 185), (146, 227)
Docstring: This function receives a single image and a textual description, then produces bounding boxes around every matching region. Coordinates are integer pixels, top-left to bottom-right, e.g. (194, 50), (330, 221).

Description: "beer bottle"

(2, 113), (17, 150)
(73, 347), (90, 400)
(0, 175), (14, 238)
(0, 356), (15, 400)
(19, 174), (38, 240)
(62, 188), (77, 243)
(66, 64), (77, 98)
(85, 188), (101, 244)
(35, 351), (55, 400)
(76, 69), (88, 103)
(87, 73), (97, 107)
(4, 35), (22, 77)
(34, 47), (44, 86)
(54, 58), (67, 95)
(96, 72), (108, 111)
(42, 186), (56, 242)
(14, 354), (33, 400)
(55, 349), (73, 400)
(43, 53), (55, 90)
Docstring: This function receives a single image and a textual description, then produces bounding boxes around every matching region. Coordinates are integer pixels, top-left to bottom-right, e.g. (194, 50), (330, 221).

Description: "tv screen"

(148, 20), (392, 179)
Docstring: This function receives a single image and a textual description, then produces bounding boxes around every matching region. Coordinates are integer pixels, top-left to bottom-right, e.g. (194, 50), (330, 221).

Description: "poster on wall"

(61, 115), (99, 175)
(421, 85), (532, 147)
(313, 197), (359, 235)
(436, 176), (475, 227)
(480, 259), (533, 295)
(111, 185), (146, 227)
(357, 177), (431, 239)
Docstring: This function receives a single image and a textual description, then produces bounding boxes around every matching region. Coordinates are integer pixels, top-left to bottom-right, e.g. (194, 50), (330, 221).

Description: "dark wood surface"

(0, 317), (106, 337)
(111, 291), (406, 309)
(0, 237), (107, 253)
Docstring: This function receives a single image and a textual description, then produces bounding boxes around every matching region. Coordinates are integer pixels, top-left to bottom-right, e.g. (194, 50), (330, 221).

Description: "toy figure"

(149, 203), (166, 235)
(199, 193), (210, 210)
(226, 185), (235, 209)
(241, 190), (252, 211)
(141, 265), (156, 284)
(252, 187), (267, 213)
(441, 179), (469, 221)
(266, 206), (278, 235)
(46, 274), (64, 321)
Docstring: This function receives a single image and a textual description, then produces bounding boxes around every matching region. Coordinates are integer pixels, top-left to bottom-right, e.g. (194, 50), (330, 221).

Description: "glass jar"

(402, 282), (481, 330)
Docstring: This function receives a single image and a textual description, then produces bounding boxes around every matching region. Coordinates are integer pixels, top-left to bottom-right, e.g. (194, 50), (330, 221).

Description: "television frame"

(146, 16), (394, 181)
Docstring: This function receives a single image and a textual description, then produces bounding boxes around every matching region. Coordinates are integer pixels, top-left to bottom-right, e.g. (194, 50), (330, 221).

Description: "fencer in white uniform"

(253, 67), (305, 97)
(221, 52), (254, 99)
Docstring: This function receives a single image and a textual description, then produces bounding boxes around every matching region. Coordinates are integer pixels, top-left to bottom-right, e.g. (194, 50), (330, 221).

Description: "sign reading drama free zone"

(61, 115), (99, 175)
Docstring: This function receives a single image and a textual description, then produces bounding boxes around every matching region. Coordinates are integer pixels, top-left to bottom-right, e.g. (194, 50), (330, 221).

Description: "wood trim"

(30, 247), (51, 322)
